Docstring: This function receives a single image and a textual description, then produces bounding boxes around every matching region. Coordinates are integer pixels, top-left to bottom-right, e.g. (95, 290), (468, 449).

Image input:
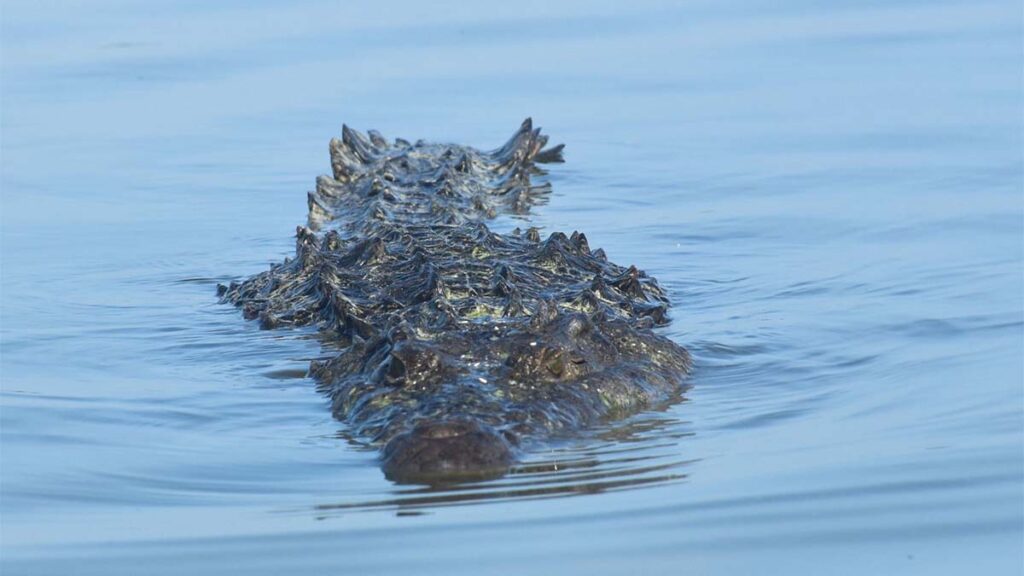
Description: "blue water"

(2, 1), (1021, 574)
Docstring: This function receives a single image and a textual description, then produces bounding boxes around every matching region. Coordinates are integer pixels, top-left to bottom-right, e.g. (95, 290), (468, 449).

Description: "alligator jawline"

(220, 118), (692, 484)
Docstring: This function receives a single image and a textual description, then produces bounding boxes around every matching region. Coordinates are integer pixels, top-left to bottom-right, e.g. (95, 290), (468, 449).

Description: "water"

(1, 1), (1021, 573)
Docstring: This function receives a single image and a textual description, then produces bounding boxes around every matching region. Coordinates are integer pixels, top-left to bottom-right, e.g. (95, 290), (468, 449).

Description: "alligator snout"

(381, 419), (514, 483)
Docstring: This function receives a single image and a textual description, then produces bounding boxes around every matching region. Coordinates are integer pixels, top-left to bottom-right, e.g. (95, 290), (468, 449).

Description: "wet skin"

(220, 119), (691, 483)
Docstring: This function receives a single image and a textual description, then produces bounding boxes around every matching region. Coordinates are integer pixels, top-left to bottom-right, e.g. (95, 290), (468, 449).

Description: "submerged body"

(221, 120), (691, 482)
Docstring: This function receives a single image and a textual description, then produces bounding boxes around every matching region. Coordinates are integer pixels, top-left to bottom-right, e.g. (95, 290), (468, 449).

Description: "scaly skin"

(220, 119), (691, 483)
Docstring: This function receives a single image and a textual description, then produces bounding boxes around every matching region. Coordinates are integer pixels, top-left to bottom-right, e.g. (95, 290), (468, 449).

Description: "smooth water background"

(2, 1), (1022, 574)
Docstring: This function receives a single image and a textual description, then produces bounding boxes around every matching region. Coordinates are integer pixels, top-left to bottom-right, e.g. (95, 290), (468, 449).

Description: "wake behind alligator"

(220, 119), (692, 483)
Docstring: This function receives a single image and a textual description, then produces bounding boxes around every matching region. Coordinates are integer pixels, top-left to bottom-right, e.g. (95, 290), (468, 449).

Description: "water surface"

(2, 1), (1022, 574)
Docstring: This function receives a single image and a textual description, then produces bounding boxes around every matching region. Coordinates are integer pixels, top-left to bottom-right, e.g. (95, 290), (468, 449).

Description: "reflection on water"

(2, 0), (1022, 574)
(313, 413), (696, 515)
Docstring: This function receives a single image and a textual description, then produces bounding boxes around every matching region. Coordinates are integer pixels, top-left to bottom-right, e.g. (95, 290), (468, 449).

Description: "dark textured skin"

(220, 119), (691, 483)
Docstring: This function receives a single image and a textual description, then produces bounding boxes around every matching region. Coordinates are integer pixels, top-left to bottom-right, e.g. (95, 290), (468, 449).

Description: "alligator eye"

(544, 350), (565, 378)
(385, 354), (407, 384)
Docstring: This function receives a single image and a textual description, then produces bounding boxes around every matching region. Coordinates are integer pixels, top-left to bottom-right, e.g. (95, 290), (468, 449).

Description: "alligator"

(219, 119), (692, 483)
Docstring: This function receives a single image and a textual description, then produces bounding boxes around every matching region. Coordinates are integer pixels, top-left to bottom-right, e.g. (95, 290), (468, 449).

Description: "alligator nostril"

(381, 420), (514, 484)
(421, 422), (469, 439)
